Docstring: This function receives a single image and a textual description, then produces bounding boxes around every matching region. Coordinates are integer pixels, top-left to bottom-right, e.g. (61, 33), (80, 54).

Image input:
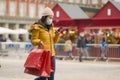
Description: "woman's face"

(46, 15), (53, 25)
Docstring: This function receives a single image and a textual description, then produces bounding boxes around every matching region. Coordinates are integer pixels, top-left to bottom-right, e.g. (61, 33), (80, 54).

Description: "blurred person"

(118, 38), (120, 50)
(0, 34), (4, 42)
(100, 37), (108, 60)
(0, 35), (7, 67)
(19, 34), (24, 42)
(76, 32), (89, 62)
(63, 29), (70, 40)
(57, 36), (65, 55)
(90, 36), (95, 43)
(28, 34), (31, 40)
(28, 7), (61, 80)
(0, 35), (3, 68)
(6, 38), (12, 42)
(118, 38), (120, 44)
(64, 36), (73, 59)
(0, 35), (6, 42)
(58, 36), (65, 43)
(6, 34), (12, 42)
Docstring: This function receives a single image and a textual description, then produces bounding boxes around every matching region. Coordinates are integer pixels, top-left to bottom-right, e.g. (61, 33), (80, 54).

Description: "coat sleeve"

(52, 27), (60, 44)
(53, 32), (60, 44)
(31, 29), (40, 46)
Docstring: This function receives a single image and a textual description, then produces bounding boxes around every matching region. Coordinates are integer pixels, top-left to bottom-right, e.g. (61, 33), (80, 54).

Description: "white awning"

(0, 27), (15, 34)
(13, 29), (28, 34)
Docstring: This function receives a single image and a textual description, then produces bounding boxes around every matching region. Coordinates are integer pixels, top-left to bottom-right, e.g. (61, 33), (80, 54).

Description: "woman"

(64, 37), (73, 59)
(28, 7), (60, 80)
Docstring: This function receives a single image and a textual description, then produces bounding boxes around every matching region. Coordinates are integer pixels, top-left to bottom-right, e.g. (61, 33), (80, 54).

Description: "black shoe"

(79, 57), (82, 62)
(79, 55), (82, 62)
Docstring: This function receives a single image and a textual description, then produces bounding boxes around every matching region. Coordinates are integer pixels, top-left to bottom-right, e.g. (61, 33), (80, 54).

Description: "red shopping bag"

(24, 48), (51, 77)
(39, 51), (51, 77)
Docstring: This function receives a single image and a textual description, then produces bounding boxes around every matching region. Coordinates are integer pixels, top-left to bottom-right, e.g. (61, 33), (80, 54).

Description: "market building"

(53, 0), (120, 58)
(83, 0), (120, 44)
(53, 0), (120, 44)
(53, 3), (89, 42)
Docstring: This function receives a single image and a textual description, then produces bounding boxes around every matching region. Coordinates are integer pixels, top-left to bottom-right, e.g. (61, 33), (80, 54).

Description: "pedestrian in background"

(64, 36), (73, 59)
(100, 37), (108, 60)
(28, 7), (61, 80)
(76, 32), (89, 62)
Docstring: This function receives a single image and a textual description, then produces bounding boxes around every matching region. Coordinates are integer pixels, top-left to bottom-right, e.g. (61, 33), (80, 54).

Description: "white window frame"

(0, 0), (6, 16)
(58, 0), (63, 2)
(82, 0), (87, 4)
(102, 0), (108, 4)
(29, 3), (36, 18)
(20, 2), (26, 17)
(38, 5), (45, 18)
(75, 0), (80, 3)
(9, 1), (17, 16)
(69, 0), (74, 3)
(56, 11), (60, 18)
(107, 8), (111, 16)
(92, 0), (98, 4)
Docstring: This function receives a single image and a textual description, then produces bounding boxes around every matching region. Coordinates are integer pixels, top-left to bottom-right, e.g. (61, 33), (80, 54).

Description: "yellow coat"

(29, 23), (60, 56)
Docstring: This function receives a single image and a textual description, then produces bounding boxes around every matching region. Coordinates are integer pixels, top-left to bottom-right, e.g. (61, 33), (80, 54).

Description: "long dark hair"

(39, 16), (48, 24)
(37, 16), (52, 30)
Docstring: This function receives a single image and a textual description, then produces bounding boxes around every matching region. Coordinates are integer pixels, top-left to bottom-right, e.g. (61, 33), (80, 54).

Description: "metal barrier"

(86, 44), (120, 58)
(54, 44), (120, 59)
(0, 42), (120, 59)
(0, 42), (34, 56)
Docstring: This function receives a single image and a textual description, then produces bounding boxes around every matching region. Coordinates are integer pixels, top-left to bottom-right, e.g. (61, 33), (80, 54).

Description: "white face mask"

(80, 34), (84, 37)
(46, 18), (53, 25)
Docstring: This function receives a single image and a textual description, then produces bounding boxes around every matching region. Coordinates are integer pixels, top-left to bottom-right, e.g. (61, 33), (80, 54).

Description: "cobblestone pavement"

(0, 56), (120, 80)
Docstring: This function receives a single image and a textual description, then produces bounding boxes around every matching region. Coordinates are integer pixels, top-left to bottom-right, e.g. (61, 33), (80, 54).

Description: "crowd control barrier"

(0, 42), (120, 59)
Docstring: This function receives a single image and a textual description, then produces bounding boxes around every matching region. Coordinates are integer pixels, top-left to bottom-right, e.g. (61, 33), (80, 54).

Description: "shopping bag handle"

(39, 41), (44, 49)
(39, 45), (44, 49)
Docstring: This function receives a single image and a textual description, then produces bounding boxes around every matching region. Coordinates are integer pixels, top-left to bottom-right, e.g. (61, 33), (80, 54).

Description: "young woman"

(28, 7), (61, 80)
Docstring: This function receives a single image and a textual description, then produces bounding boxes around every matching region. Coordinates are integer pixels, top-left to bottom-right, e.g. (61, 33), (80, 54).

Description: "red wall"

(53, 4), (71, 21)
(94, 2), (120, 19)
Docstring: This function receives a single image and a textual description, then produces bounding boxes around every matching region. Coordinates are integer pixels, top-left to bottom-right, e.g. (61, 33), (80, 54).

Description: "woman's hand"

(39, 41), (44, 48)
(55, 27), (63, 34)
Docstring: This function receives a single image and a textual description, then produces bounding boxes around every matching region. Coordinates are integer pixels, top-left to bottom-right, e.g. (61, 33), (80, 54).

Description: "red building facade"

(53, 1), (120, 43)
(2, 0), (55, 18)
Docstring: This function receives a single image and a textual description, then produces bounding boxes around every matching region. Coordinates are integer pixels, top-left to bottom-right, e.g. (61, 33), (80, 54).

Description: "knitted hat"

(79, 32), (84, 37)
(42, 7), (54, 16)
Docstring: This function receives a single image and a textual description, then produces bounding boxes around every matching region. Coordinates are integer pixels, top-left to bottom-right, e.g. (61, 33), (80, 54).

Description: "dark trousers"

(34, 56), (56, 80)
(77, 48), (82, 62)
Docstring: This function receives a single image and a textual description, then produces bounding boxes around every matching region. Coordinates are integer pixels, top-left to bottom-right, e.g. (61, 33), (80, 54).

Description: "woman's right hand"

(55, 27), (63, 34)
(39, 41), (44, 48)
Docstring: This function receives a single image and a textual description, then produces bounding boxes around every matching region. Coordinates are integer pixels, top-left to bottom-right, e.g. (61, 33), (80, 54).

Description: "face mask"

(80, 33), (84, 37)
(46, 18), (52, 25)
